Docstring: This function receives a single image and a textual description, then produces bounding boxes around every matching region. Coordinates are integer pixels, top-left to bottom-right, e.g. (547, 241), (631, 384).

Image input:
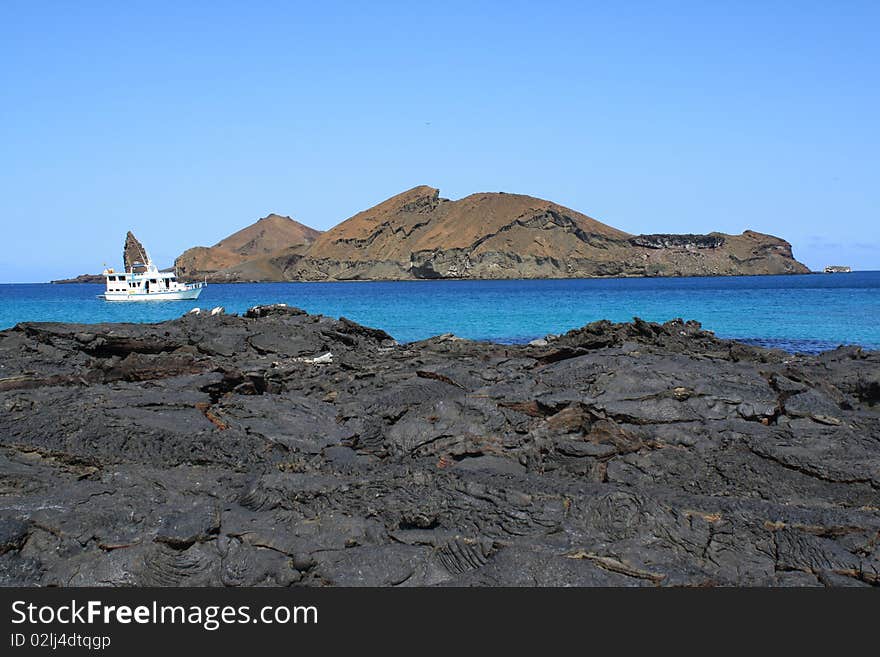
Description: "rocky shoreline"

(0, 307), (877, 586)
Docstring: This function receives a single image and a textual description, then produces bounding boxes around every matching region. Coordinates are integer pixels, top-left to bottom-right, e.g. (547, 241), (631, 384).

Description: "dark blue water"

(1, 273), (878, 352)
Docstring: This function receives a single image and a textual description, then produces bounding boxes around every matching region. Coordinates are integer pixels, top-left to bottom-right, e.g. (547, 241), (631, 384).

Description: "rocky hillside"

(174, 213), (321, 281)
(279, 186), (808, 280)
(162, 185), (808, 282)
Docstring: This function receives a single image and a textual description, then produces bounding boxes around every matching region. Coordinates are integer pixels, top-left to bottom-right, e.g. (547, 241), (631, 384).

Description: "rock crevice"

(1, 310), (874, 586)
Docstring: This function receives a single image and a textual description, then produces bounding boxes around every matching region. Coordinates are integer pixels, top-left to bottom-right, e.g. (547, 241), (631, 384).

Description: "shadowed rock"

(123, 231), (150, 272)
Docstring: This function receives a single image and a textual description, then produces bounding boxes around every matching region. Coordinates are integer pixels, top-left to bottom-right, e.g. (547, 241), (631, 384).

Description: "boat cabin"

(105, 268), (185, 294)
(100, 262), (205, 301)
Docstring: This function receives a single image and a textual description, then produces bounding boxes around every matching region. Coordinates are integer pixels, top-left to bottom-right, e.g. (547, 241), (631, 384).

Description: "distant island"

(51, 273), (106, 284)
(54, 185), (810, 283)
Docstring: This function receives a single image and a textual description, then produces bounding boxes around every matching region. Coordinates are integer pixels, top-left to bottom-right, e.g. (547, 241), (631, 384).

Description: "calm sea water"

(1, 273), (878, 352)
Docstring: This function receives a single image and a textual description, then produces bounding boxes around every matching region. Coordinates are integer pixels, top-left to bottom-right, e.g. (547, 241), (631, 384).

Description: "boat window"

(119, 275), (126, 281)
(108, 276), (116, 281)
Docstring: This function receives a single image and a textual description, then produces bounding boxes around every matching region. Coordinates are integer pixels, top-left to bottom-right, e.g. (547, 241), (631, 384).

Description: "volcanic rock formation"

(50, 273), (105, 284)
(175, 186), (808, 282)
(0, 309), (876, 586)
(283, 186), (808, 280)
(174, 214), (321, 281)
(123, 231), (151, 272)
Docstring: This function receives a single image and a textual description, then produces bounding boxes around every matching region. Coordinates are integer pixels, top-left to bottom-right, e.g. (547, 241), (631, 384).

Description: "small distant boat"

(98, 231), (206, 302)
(823, 265), (852, 273)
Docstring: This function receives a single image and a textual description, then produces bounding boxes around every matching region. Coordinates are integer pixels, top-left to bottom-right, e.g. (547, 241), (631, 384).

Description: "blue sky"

(1, 1), (877, 281)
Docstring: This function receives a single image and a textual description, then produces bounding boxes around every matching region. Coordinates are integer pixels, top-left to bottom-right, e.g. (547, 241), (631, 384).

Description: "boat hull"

(100, 286), (204, 302)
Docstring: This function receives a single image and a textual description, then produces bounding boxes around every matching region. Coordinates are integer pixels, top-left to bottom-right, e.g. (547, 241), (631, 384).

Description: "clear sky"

(1, 1), (877, 282)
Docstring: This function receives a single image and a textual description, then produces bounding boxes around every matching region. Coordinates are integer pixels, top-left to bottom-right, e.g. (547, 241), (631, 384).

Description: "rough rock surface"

(123, 231), (151, 272)
(0, 309), (876, 587)
(285, 186), (809, 280)
(175, 214), (321, 282)
(165, 186), (809, 283)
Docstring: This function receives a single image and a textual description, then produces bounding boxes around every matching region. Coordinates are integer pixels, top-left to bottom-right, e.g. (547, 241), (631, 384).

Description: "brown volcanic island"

(175, 213), (321, 281)
(174, 186), (808, 282)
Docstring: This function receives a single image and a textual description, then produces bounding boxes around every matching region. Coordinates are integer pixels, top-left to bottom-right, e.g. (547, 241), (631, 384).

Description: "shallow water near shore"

(1, 272), (878, 352)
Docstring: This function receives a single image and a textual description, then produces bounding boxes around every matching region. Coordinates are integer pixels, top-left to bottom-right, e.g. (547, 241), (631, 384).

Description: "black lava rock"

(0, 309), (877, 586)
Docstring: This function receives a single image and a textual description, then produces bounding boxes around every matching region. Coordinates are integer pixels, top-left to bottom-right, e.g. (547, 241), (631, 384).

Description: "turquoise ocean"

(1, 272), (878, 353)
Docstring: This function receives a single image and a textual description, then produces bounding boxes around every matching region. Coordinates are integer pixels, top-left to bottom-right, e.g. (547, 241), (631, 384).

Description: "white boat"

(98, 232), (206, 302)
